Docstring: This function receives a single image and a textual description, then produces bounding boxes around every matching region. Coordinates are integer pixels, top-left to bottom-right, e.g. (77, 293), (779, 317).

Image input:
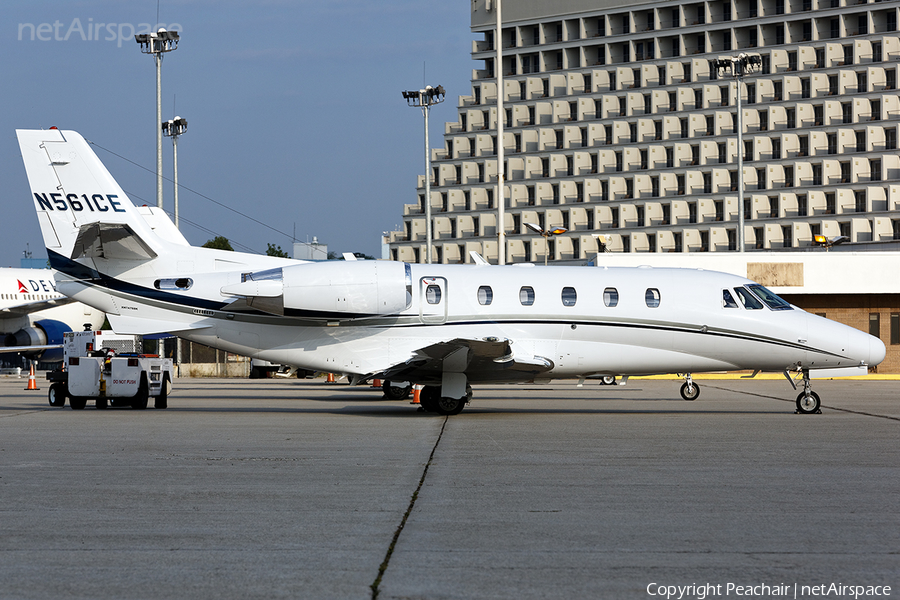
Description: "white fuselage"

(53, 256), (880, 380)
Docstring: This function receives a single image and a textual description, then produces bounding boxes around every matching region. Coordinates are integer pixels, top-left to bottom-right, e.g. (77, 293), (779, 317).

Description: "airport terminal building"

(386, 0), (900, 371)
(389, 0), (900, 262)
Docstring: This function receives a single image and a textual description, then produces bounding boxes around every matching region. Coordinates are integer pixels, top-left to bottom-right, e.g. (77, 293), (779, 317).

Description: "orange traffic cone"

(326, 372), (335, 383)
(25, 363), (39, 390)
(411, 384), (421, 405)
(372, 378), (382, 388)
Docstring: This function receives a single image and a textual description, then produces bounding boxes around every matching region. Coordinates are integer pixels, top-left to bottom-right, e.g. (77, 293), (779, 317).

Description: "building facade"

(388, 0), (900, 265)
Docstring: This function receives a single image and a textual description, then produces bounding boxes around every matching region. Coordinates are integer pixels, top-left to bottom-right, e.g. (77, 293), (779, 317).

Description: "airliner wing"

(1, 297), (75, 317)
(1, 344), (62, 354)
(374, 337), (553, 385)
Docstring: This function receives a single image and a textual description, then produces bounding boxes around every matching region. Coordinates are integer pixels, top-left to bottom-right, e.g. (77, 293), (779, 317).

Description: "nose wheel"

(796, 391), (821, 414)
(793, 369), (822, 414)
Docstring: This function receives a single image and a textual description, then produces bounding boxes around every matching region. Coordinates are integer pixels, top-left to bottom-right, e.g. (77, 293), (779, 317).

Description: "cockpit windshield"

(746, 284), (793, 311)
(733, 286), (764, 310)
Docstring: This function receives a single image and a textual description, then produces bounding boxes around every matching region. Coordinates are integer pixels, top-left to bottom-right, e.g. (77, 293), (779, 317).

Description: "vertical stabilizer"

(16, 129), (162, 264)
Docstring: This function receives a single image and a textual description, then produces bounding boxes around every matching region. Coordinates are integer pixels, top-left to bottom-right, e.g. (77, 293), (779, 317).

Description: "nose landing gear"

(795, 369), (822, 414)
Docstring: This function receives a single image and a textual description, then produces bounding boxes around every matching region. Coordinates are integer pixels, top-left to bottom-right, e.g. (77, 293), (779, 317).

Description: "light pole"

(162, 116), (187, 376)
(714, 52), (760, 252)
(494, 0), (505, 265)
(136, 28), (179, 210)
(162, 117), (188, 228)
(403, 85), (446, 264)
(525, 223), (567, 266)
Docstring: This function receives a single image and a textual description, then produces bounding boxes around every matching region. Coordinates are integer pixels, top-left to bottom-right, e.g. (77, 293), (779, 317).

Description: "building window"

(869, 313), (881, 339)
(891, 314), (900, 345)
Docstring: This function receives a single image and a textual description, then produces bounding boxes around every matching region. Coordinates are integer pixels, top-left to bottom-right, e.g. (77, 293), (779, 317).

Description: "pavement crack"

(370, 415), (448, 600)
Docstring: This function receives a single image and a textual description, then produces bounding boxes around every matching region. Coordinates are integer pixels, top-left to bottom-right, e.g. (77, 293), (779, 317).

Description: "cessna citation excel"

(18, 128), (884, 414)
(1, 267), (104, 362)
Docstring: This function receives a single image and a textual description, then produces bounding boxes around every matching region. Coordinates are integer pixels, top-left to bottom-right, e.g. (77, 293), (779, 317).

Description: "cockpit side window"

(723, 289), (738, 308)
(734, 287), (763, 310)
(746, 284), (793, 310)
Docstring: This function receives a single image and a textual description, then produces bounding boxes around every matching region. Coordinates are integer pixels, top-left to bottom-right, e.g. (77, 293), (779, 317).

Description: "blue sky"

(1, 0), (473, 265)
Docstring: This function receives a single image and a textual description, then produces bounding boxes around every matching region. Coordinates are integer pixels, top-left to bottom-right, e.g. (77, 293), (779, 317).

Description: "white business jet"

(1, 267), (104, 363)
(17, 128), (884, 414)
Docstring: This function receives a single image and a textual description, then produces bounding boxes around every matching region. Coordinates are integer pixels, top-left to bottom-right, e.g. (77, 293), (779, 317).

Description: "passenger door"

(419, 277), (447, 324)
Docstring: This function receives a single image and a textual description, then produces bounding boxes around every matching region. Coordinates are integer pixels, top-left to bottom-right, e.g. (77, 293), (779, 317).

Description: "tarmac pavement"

(0, 375), (897, 600)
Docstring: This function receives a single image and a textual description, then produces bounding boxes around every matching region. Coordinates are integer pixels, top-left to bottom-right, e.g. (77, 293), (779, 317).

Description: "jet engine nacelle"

(3, 318), (70, 362)
(281, 261), (410, 319)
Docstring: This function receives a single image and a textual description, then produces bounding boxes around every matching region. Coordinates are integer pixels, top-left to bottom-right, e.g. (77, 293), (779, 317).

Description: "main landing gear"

(679, 373), (700, 401)
(417, 384), (472, 416)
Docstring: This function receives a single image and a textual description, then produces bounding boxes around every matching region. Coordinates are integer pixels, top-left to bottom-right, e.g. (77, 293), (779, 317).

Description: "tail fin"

(17, 129), (164, 266)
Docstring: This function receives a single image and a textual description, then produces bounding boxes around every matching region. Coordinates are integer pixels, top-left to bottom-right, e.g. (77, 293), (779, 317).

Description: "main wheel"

(155, 373), (171, 409)
(680, 381), (700, 401)
(48, 383), (66, 407)
(419, 385), (440, 413)
(601, 375), (616, 385)
(131, 374), (149, 410)
(796, 391), (821, 414)
(434, 396), (466, 416)
(69, 396), (87, 410)
(382, 380), (411, 400)
(96, 397), (108, 409)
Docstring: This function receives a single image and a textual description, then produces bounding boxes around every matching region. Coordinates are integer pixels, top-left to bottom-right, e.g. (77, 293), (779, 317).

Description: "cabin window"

(734, 287), (763, 310)
(603, 287), (618, 307)
(425, 285), (442, 304)
(477, 285), (493, 305)
(519, 286), (535, 306)
(154, 278), (193, 290)
(746, 284), (792, 311)
(723, 289), (738, 308)
(561, 287), (577, 307)
(645, 288), (661, 308)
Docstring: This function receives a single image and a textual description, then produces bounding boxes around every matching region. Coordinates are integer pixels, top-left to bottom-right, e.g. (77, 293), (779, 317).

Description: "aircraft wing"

(0, 296), (75, 317)
(0, 343), (62, 354)
(372, 337), (553, 385)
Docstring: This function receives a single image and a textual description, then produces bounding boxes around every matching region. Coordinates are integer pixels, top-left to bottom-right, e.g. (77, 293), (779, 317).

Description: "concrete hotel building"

(387, 0), (900, 264)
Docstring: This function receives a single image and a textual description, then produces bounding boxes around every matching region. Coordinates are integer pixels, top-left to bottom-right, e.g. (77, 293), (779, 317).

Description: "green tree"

(202, 236), (233, 251)
(266, 243), (290, 258)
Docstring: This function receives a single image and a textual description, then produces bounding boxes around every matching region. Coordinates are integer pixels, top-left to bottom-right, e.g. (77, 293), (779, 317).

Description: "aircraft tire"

(680, 382), (700, 401)
(796, 391), (820, 414)
(69, 396), (87, 410)
(131, 374), (149, 410)
(96, 397), (108, 409)
(419, 385), (440, 412)
(601, 375), (616, 385)
(435, 396), (466, 416)
(48, 383), (66, 407)
(155, 374), (170, 409)
(383, 380), (411, 401)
